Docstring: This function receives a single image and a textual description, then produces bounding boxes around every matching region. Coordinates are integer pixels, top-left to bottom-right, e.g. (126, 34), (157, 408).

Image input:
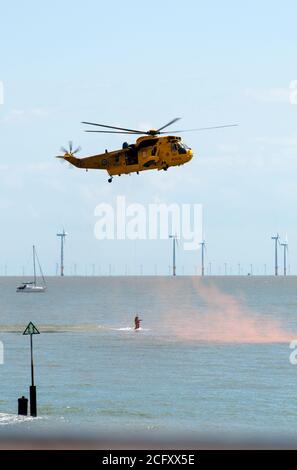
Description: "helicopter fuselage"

(62, 135), (193, 178)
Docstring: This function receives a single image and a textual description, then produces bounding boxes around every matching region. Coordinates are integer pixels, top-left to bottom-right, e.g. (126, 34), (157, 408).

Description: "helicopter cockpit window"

(177, 143), (187, 154)
(171, 143), (178, 152)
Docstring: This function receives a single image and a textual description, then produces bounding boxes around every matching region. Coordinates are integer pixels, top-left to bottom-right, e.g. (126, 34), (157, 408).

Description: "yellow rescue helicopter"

(56, 118), (237, 182)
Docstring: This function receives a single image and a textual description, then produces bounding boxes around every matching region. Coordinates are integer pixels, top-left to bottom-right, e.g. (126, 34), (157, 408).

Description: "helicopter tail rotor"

(55, 141), (81, 168)
(55, 141), (81, 158)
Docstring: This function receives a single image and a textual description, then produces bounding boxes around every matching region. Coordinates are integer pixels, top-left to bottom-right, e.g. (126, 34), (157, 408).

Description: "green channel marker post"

(23, 322), (40, 417)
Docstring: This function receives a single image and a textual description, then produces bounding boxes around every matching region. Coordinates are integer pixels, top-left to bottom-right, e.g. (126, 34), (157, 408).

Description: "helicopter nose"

(187, 149), (193, 160)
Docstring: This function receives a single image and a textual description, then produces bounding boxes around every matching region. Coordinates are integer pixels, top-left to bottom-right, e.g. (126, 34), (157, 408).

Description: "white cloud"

(256, 136), (297, 147)
(244, 87), (291, 104)
(2, 108), (49, 123)
(31, 108), (49, 117)
(0, 164), (9, 171)
(27, 162), (54, 172)
(3, 109), (25, 122)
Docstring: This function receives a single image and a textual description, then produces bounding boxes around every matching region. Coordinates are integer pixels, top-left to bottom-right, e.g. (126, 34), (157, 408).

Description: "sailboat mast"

(33, 245), (36, 286)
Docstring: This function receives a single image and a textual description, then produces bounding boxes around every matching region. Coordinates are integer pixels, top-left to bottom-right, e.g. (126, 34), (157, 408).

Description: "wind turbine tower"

(271, 234), (280, 276)
(200, 240), (206, 276)
(57, 229), (67, 277)
(280, 239), (288, 276)
(169, 234), (177, 276)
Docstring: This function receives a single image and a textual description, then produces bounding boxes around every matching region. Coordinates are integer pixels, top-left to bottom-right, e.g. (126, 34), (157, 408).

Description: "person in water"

(134, 315), (142, 330)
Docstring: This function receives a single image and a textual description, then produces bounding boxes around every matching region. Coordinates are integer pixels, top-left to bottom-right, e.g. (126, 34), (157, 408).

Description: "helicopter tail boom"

(57, 154), (82, 167)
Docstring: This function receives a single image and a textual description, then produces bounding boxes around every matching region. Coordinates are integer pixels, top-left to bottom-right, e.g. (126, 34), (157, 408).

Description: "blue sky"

(0, 0), (297, 275)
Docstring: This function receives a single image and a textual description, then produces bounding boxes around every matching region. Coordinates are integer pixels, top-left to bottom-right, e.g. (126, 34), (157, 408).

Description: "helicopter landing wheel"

(163, 166), (168, 171)
(108, 177), (113, 183)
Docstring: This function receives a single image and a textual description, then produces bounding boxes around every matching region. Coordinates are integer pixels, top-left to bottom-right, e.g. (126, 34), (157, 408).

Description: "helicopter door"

(126, 147), (138, 165)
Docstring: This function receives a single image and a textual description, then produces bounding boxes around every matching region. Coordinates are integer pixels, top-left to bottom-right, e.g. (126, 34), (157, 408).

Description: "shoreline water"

(0, 277), (296, 435)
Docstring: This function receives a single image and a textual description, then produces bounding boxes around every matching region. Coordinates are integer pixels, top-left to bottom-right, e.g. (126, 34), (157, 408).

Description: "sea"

(0, 276), (297, 441)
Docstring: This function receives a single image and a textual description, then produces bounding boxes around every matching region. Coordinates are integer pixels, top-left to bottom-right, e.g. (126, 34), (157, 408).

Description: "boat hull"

(17, 286), (46, 293)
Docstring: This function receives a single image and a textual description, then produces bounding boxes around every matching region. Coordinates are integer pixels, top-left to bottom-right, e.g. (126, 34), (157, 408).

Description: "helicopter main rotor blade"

(82, 121), (145, 134)
(84, 130), (143, 134)
(156, 117), (181, 133)
(158, 124), (238, 134)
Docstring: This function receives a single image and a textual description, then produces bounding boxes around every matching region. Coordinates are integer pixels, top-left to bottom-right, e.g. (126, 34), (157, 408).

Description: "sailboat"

(17, 245), (46, 292)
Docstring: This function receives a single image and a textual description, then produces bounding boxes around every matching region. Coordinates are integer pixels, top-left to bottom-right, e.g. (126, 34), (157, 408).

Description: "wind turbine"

(224, 263), (227, 276)
(57, 229), (67, 277)
(271, 234), (280, 276)
(280, 236), (288, 276)
(200, 240), (206, 276)
(169, 234), (178, 276)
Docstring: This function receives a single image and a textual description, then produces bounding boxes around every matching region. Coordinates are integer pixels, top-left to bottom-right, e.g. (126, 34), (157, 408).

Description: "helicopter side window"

(152, 146), (157, 156)
(171, 143), (178, 152)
